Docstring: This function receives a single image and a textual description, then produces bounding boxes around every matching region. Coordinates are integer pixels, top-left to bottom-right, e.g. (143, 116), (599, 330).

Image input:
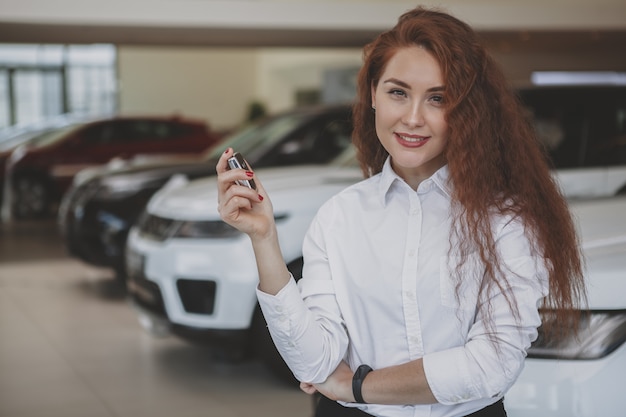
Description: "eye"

(387, 88), (407, 98)
(429, 94), (444, 105)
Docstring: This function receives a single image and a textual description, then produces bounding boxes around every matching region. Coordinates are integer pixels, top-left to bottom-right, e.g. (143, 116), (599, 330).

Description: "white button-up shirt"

(257, 159), (549, 417)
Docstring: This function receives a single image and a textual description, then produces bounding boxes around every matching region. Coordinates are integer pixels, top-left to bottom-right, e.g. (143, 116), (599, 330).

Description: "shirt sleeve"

(256, 200), (349, 383)
(423, 217), (550, 404)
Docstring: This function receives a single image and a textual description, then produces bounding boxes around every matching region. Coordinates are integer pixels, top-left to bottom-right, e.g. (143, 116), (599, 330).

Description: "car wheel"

(12, 175), (49, 218)
(252, 257), (304, 386)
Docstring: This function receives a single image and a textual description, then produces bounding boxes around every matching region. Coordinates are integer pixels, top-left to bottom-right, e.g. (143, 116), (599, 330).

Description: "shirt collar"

(378, 157), (453, 206)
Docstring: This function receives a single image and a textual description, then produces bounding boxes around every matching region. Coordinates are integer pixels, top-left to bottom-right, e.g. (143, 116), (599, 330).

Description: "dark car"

(0, 114), (102, 211)
(58, 104), (353, 278)
(4, 115), (222, 218)
(517, 85), (626, 198)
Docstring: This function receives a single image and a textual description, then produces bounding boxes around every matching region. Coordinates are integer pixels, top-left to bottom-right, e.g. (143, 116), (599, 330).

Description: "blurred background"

(1, 0), (625, 132)
(0, 1), (625, 417)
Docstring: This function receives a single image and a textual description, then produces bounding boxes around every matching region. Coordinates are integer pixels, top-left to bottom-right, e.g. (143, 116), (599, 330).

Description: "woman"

(216, 6), (585, 417)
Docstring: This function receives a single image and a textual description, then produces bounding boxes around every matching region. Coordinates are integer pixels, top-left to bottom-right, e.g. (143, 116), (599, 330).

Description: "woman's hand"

(216, 148), (274, 240)
(300, 361), (355, 402)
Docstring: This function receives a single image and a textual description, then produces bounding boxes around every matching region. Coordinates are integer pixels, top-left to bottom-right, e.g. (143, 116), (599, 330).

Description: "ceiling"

(1, 22), (625, 57)
(0, 0), (625, 54)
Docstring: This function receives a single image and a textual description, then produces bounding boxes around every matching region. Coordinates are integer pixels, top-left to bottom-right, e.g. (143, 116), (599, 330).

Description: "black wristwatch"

(352, 364), (373, 403)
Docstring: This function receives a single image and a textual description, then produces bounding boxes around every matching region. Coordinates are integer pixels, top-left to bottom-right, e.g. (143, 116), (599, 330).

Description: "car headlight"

(174, 220), (243, 239)
(528, 310), (626, 360)
(172, 214), (289, 239)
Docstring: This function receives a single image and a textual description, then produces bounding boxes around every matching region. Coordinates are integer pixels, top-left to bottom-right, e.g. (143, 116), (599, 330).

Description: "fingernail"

(258, 194), (264, 201)
(246, 171), (254, 177)
(224, 147), (231, 154)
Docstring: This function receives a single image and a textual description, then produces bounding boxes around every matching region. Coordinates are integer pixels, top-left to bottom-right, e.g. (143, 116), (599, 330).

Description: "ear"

(370, 82), (376, 109)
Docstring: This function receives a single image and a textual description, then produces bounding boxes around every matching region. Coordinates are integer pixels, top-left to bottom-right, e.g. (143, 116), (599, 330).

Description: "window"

(0, 44), (117, 130)
(81, 122), (121, 145)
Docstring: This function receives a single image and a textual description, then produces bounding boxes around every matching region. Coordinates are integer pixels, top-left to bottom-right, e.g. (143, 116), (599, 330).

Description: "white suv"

(125, 154), (363, 380)
(506, 194), (626, 416)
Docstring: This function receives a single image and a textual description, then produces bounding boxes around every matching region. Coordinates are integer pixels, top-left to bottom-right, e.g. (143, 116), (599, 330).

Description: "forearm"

(361, 359), (437, 405)
(250, 227), (291, 295)
(318, 359), (437, 405)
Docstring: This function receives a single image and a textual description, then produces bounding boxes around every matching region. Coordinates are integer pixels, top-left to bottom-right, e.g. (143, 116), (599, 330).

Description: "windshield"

(0, 128), (56, 151)
(204, 112), (309, 161)
(28, 124), (82, 148)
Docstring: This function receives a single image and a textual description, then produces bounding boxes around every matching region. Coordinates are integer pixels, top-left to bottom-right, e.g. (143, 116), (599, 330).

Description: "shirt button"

(408, 250), (416, 257)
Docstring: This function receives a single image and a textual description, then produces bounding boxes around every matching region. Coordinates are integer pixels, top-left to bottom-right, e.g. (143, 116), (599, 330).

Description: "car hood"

(568, 196), (626, 309)
(147, 164), (363, 221)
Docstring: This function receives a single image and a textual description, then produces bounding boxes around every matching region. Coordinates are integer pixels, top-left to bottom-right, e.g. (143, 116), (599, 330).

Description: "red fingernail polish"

(246, 171), (254, 177)
(258, 194), (264, 201)
(224, 147), (231, 154)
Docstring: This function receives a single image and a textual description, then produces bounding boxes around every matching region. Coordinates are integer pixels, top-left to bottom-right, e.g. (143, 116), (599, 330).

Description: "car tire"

(12, 174), (50, 219)
(252, 257), (304, 387)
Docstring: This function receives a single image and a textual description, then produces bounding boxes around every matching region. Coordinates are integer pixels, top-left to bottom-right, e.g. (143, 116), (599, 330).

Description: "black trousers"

(314, 395), (507, 417)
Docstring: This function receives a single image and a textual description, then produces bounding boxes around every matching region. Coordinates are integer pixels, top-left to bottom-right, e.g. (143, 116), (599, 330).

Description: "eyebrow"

(382, 78), (444, 92)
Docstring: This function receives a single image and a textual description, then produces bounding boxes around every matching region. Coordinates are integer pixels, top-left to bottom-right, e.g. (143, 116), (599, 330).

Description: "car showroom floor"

(0, 219), (313, 417)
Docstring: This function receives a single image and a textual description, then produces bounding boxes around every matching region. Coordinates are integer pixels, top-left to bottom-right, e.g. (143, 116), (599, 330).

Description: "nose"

(402, 102), (425, 128)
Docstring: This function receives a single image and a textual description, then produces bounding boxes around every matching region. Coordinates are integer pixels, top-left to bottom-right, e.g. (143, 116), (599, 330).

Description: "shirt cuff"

(255, 275), (307, 335)
(256, 274), (297, 304)
(423, 347), (480, 405)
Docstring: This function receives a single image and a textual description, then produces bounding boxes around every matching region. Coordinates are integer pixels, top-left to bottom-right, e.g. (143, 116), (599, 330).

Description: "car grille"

(136, 213), (180, 241)
(176, 279), (217, 315)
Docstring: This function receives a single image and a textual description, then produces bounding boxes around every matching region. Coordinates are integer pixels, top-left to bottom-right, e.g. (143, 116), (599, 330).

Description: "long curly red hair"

(353, 6), (586, 332)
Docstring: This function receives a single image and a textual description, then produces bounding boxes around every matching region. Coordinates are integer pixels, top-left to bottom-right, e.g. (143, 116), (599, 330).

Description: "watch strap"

(352, 364), (373, 403)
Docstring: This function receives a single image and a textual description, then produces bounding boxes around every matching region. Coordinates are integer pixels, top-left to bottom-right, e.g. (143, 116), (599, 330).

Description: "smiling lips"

(396, 132), (430, 147)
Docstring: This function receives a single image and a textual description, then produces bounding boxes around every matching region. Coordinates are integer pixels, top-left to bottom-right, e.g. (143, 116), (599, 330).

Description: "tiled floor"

(0, 219), (313, 417)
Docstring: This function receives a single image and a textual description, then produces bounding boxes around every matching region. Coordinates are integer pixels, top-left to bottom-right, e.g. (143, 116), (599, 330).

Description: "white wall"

(117, 47), (259, 131)
(117, 47), (363, 131)
(255, 48), (362, 113)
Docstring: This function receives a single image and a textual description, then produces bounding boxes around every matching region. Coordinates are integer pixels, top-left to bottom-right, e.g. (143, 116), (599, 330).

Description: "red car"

(3, 115), (222, 218)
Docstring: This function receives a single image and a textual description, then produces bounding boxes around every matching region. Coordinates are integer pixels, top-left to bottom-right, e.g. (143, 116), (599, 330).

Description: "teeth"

(399, 134), (425, 142)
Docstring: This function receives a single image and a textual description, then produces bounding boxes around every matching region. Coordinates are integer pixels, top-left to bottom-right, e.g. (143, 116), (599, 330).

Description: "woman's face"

(371, 46), (448, 188)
